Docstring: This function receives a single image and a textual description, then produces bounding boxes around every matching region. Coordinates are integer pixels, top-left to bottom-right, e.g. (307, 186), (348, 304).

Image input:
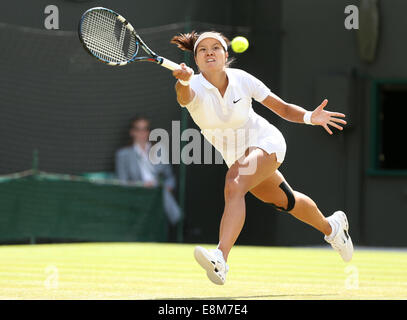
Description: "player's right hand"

(173, 63), (194, 82)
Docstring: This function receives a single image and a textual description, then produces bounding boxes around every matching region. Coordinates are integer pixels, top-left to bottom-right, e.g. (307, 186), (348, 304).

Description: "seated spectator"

(115, 116), (181, 225)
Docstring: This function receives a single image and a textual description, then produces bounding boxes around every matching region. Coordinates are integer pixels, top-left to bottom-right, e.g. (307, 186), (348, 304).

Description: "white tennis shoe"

(324, 211), (354, 262)
(194, 246), (229, 285)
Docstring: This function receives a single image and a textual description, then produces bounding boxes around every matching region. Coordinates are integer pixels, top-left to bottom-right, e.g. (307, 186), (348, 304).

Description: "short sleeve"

(245, 72), (271, 103)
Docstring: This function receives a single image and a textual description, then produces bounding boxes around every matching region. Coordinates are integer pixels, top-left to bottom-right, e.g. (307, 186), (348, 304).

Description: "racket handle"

(159, 57), (181, 71)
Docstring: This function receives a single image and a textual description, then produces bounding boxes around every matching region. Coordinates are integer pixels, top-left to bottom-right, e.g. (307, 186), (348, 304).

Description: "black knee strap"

(269, 181), (295, 212)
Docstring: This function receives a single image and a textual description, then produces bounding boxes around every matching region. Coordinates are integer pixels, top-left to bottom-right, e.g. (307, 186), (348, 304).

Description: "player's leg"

(194, 147), (281, 285)
(217, 148), (281, 261)
(249, 170), (332, 236)
(250, 170), (353, 262)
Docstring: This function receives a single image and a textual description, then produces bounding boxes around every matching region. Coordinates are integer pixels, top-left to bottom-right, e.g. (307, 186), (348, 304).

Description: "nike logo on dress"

(233, 98), (241, 104)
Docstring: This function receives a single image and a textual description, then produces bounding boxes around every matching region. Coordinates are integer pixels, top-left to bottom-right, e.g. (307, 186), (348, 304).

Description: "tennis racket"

(78, 7), (181, 70)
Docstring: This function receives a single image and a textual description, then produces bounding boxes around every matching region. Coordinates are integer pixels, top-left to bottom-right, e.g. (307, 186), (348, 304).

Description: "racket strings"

(84, 11), (134, 61)
(81, 10), (138, 63)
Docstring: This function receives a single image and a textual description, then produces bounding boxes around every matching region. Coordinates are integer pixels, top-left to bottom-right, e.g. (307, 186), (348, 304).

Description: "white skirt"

(202, 113), (287, 168)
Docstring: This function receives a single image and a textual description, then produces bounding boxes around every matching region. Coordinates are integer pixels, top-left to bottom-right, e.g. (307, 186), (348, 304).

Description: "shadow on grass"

(155, 293), (339, 300)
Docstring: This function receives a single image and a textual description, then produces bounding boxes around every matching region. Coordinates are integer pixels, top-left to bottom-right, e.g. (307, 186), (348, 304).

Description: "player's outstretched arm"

(261, 95), (347, 135)
(173, 63), (195, 106)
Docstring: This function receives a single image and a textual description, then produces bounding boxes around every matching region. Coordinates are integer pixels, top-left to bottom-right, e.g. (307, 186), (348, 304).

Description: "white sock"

(326, 216), (340, 240)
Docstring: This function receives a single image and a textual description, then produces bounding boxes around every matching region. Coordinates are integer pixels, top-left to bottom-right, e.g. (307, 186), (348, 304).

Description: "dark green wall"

(1, 0), (406, 247)
(279, 0), (407, 247)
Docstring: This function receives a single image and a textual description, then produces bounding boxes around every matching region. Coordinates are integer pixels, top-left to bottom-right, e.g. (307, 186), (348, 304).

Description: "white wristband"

(303, 111), (315, 125)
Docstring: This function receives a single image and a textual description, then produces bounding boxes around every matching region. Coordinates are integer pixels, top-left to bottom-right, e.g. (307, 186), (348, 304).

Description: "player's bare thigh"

(225, 148), (281, 196)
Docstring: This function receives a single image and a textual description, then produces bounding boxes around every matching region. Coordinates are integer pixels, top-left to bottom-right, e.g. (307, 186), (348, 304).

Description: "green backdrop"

(0, 173), (167, 243)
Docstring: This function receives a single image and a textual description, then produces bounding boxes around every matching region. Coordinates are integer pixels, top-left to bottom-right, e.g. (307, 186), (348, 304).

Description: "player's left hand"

(311, 99), (347, 135)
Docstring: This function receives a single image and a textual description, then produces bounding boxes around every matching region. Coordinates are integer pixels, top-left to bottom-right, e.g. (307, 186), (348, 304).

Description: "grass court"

(0, 242), (406, 300)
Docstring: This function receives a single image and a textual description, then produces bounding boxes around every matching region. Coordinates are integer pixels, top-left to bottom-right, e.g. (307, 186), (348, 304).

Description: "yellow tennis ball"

(231, 36), (249, 53)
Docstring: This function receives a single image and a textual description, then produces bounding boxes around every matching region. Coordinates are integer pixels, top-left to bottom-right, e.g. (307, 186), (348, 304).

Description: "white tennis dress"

(180, 68), (287, 168)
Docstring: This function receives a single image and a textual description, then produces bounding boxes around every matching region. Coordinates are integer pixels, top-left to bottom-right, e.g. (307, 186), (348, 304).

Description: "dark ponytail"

(170, 31), (199, 53)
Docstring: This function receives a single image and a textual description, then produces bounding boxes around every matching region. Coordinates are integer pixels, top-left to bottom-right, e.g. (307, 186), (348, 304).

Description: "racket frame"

(78, 7), (180, 70)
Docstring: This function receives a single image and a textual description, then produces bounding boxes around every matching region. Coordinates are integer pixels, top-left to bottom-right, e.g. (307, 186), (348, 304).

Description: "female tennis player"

(170, 31), (353, 285)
